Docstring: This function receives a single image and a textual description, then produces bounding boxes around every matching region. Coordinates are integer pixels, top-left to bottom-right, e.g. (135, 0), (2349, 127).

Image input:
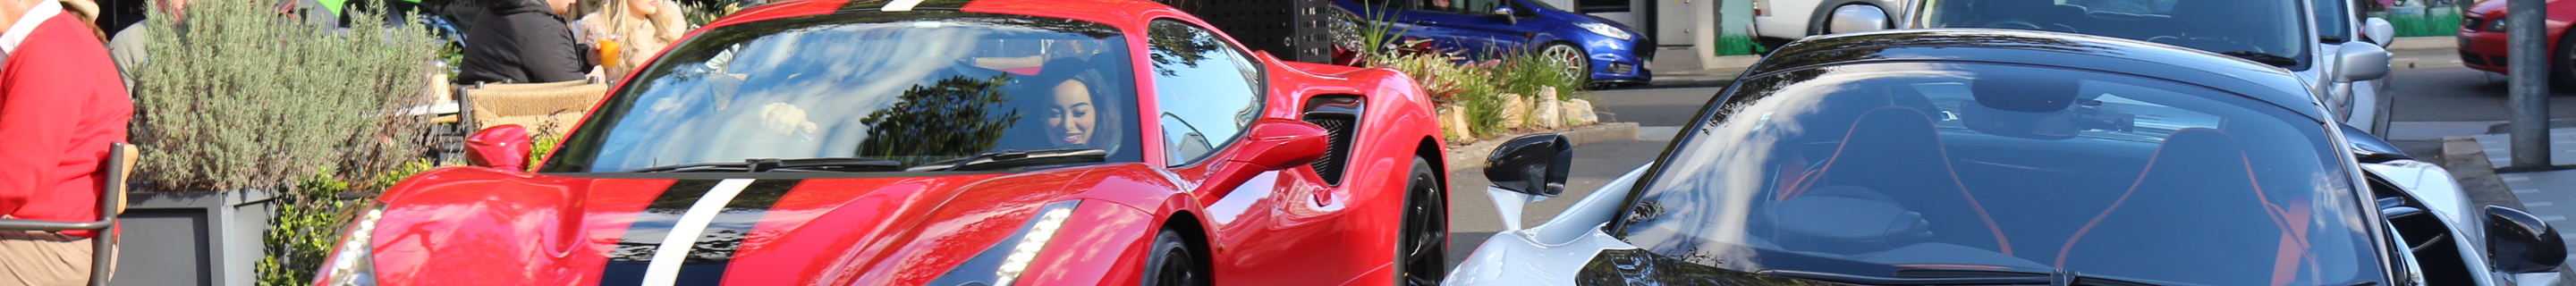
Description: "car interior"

(1623, 64), (2373, 285)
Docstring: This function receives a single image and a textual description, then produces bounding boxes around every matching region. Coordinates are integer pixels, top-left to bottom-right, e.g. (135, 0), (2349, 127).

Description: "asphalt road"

(1438, 49), (2576, 270)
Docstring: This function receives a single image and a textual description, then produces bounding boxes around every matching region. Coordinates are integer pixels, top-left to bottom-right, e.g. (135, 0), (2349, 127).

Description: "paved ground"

(2472, 129), (2576, 251)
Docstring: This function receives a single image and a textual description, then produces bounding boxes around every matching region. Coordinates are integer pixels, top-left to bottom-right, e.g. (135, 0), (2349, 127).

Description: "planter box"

(110, 189), (278, 286)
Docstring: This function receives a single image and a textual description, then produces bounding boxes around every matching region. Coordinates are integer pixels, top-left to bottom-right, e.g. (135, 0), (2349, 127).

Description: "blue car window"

(1145, 20), (1267, 166)
(1614, 62), (2379, 286)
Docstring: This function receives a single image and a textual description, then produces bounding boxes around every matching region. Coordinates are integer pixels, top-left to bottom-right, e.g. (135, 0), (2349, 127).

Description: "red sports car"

(2456, 0), (2576, 82)
(308, 0), (1452, 285)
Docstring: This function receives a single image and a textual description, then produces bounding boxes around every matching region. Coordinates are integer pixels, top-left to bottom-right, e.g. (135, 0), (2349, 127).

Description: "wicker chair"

(0, 142), (137, 286)
(458, 80), (612, 138)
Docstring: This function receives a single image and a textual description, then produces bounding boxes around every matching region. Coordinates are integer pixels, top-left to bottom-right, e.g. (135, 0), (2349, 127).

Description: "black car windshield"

(1917, 0), (2312, 69)
(540, 12), (1142, 172)
(1614, 63), (2379, 286)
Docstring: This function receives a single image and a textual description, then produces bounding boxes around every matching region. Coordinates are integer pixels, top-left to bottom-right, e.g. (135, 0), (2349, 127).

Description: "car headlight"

(315, 207), (386, 286)
(928, 200), (1080, 286)
(1577, 22), (1632, 40)
(2488, 19), (2507, 32)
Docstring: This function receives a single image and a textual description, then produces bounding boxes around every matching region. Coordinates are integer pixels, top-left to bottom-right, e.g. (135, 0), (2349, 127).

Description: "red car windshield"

(542, 12), (1142, 172)
(1614, 62), (2380, 286)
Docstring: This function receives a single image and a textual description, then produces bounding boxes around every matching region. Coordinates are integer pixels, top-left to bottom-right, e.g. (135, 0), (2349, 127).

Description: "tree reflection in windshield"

(855, 74), (1021, 165)
(538, 12), (1140, 172)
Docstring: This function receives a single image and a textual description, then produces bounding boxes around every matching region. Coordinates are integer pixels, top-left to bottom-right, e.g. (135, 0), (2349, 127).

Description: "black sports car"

(1443, 29), (2572, 286)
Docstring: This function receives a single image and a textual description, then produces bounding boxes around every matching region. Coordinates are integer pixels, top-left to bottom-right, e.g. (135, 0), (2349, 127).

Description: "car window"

(1919, 0), (2312, 70)
(1147, 20), (1266, 166)
(2316, 0), (2354, 43)
(540, 12), (1142, 172)
(1613, 62), (2378, 286)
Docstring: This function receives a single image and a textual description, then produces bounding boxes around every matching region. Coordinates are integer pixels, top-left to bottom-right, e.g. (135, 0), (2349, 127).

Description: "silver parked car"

(1874, 0), (2397, 136)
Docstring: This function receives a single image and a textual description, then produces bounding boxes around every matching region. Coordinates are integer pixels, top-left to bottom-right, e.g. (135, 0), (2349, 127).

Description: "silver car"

(1881, 0), (2397, 135)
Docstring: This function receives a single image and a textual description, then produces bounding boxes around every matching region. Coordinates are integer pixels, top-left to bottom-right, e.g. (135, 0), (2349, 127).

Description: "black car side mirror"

(2487, 206), (2568, 273)
(1494, 6), (1518, 25)
(1484, 134), (1570, 197)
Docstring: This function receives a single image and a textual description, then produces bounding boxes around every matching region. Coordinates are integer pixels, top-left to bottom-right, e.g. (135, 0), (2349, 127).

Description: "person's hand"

(759, 102), (818, 139)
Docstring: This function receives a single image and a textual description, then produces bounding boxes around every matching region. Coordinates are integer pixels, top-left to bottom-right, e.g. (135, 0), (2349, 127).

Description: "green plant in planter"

(131, 0), (446, 193)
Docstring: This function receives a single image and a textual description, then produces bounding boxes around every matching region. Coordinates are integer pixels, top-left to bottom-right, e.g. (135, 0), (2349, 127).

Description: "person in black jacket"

(458, 0), (588, 84)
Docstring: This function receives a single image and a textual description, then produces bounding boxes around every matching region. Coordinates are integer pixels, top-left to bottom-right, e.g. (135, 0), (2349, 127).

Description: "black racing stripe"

(597, 179), (803, 285)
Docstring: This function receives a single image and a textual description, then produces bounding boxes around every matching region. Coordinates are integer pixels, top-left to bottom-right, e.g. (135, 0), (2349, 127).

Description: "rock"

(1438, 104), (1474, 141)
(1499, 93), (1529, 128)
(1563, 98), (1597, 125)
(1531, 94), (1562, 129)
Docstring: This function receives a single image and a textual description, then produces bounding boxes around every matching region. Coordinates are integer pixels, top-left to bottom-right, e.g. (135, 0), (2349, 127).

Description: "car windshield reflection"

(539, 12), (1142, 172)
(1617, 62), (2377, 286)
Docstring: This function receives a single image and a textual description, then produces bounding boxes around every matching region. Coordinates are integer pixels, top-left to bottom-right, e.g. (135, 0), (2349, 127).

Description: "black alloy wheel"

(1394, 156), (1449, 286)
(1142, 229), (1208, 286)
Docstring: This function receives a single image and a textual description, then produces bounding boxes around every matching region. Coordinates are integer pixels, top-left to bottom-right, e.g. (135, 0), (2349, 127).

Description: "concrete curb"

(1443, 122), (1640, 172)
(2388, 36), (2458, 51)
(2441, 136), (2530, 210)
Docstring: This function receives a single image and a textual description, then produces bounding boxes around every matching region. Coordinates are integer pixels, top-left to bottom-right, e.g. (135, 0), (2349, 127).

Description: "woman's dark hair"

(1026, 57), (1127, 154)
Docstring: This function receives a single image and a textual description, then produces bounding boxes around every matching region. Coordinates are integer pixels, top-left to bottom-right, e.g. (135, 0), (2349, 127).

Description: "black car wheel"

(1142, 229), (1207, 286)
(1542, 43), (1592, 86)
(2552, 29), (2576, 88)
(1394, 156), (1448, 286)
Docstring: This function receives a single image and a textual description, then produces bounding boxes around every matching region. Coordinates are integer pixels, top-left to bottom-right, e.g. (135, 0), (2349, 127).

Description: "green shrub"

(132, 0), (446, 192)
(2384, 10), (2463, 38)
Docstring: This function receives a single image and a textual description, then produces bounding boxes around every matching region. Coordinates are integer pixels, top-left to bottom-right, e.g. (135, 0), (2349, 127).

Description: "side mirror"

(1201, 119), (1333, 196)
(2487, 206), (2569, 273)
(1484, 134), (1571, 197)
(465, 125), (534, 172)
(2364, 17), (2397, 46)
(1824, 4), (1891, 34)
(1494, 6), (1518, 25)
(2339, 42), (2392, 82)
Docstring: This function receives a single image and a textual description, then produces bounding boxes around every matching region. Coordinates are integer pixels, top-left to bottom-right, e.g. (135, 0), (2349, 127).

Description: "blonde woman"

(574, 0), (689, 81)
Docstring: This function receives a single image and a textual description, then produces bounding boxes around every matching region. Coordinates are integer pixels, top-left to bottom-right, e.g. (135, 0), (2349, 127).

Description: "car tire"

(2553, 29), (2576, 88)
(1141, 229), (1207, 286)
(1393, 156), (1447, 286)
(1541, 43), (1592, 87)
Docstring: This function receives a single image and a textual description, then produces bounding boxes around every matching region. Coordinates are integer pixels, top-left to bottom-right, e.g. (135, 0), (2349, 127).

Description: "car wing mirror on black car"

(2487, 206), (2568, 273)
(1485, 134), (1571, 198)
(1483, 133), (1571, 231)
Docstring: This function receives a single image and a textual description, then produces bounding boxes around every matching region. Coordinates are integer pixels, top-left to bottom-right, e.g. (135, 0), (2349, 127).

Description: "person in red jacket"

(0, 0), (133, 282)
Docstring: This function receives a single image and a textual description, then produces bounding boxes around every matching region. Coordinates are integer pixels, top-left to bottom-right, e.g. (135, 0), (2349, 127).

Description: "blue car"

(1335, 0), (1654, 86)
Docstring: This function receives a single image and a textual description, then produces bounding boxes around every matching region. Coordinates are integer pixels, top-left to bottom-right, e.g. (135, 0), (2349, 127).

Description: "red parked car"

(2456, 0), (2576, 83)
(307, 0), (1453, 285)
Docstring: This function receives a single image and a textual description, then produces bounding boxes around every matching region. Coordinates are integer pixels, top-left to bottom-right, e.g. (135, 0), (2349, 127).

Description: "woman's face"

(1046, 80), (1096, 147)
(626, 0), (659, 16)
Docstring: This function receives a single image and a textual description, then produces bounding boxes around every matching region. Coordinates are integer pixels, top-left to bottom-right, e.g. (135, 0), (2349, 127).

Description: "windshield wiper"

(2217, 51), (2301, 66)
(1758, 268), (2185, 286)
(905, 148), (1108, 172)
(625, 157), (903, 172)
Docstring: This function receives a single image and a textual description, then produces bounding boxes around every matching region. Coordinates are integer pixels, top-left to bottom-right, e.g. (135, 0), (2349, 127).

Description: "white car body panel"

(1444, 165), (1651, 286)
(1754, 0), (1826, 40)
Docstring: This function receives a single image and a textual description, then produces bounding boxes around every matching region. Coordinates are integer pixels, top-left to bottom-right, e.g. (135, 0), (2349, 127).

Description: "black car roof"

(1743, 29), (2327, 122)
